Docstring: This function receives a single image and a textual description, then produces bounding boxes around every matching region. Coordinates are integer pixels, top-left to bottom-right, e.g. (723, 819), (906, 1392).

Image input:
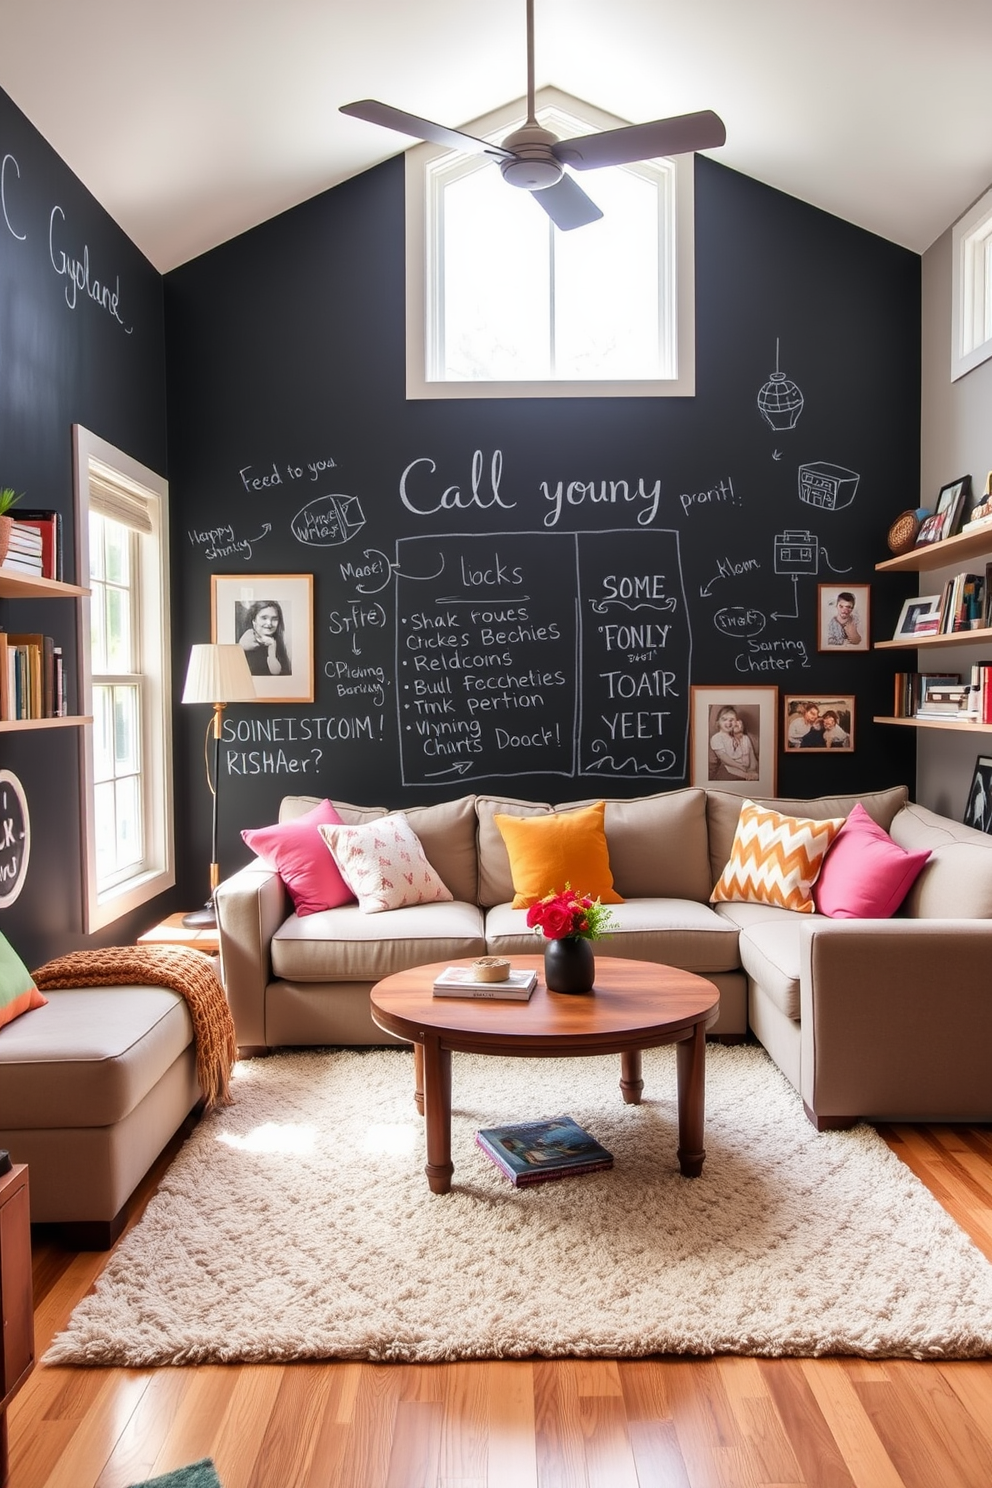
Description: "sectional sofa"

(217, 784), (992, 1129)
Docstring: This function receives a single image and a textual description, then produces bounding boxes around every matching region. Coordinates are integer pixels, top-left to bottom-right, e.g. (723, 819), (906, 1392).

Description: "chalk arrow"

(699, 578), (719, 598)
(772, 450), (782, 461)
(425, 761), (474, 778)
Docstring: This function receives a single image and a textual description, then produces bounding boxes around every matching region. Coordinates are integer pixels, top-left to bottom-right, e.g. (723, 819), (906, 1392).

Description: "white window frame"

(72, 425), (175, 931)
(951, 183), (992, 381)
(405, 86), (695, 400)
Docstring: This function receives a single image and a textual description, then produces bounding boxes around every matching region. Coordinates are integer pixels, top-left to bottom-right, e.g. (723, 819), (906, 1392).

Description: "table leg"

(413, 1041), (425, 1116)
(676, 1021), (707, 1178)
(619, 1048), (643, 1104)
(422, 1035), (453, 1194)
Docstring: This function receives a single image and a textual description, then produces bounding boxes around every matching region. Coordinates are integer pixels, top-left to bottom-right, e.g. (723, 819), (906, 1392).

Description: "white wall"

(918, 216), (992, 816)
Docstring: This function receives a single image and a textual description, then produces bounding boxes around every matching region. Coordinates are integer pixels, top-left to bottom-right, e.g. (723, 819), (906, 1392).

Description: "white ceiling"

(1, 0), (990, 274)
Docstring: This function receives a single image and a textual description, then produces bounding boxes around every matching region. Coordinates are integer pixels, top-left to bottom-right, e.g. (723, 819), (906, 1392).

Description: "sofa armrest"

(215, 863), (289, 1048)
(799, 918), (992, 1123)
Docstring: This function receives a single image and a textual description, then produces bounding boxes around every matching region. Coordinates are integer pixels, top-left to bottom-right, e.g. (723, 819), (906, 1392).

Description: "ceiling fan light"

(499, 156), (563, 190)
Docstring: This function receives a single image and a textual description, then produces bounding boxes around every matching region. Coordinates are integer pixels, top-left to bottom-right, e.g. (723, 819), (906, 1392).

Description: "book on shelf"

(0, 631), (65, 720)
(6, 524), (43, 553)
(475, 1115), (614, 1187)
(14, 509), (62, 581)
(432, 965), (537, 1000)
(0, 550), (44, 575)
(892, 672), (961, 718)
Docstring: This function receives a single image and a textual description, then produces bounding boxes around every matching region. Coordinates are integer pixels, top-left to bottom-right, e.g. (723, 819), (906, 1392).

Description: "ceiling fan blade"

(555, 110), (727, 170)
(531, 175), (604, 231)
(340, 100), (513, 161)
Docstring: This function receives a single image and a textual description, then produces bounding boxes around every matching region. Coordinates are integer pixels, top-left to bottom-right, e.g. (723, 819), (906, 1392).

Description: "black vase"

(544, 935), (595, 994)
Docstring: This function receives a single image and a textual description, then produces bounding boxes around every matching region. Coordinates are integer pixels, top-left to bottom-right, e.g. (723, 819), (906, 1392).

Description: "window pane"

(92, 685), (115, 783)
(104, 520), (130, 587)
(114, 775), (142, 871)
(94, 779), (116, 880)
(105, 584), (132, 672)
(89, 514), (106, 582)
(114, 685), (139, 774)
(553, 168), (662, 379)
(442, 166), (551, 380)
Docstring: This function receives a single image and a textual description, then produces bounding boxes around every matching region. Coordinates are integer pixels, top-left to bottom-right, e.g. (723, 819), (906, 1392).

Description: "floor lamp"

(181, 643), (256, 929)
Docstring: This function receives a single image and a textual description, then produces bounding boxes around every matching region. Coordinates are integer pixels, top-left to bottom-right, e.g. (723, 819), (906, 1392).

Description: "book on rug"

(432, 966), (537, 1000)
(475, 1115), (613, 1186)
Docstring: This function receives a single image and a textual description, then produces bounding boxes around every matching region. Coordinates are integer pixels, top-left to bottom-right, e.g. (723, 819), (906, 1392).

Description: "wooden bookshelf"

(875, 523), (992, 574)
(874, 715), (992, 733)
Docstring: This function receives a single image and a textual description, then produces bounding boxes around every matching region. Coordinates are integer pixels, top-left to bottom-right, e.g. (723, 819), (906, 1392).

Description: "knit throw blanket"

(32, 946), (237, 1108)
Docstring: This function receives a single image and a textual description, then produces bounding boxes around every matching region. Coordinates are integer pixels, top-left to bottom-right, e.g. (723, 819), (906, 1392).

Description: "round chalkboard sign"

(0, 770), (31, 908)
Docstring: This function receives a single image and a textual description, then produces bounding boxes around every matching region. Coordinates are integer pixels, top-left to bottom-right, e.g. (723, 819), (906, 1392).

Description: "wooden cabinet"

(874, 527), (992, 733)
(0, 1164), (33, 1488)
(0, 567), (91, 733)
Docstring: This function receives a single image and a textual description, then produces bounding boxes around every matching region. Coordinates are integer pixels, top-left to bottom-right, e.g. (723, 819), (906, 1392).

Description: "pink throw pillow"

(812, 803), (930, 919)
(242, 799), (355, 917)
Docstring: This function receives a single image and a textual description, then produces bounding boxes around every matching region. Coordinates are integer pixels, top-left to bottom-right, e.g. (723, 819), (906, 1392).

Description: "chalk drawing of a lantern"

(757, 340), (804, 430)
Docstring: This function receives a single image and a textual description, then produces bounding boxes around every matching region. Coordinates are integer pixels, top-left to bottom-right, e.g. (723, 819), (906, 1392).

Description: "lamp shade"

(182, 643), (256, 705)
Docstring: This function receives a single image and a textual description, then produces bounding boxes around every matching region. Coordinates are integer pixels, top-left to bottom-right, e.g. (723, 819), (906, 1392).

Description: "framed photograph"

(892, 594), (943, 640)
(917, 475), (971, 546)
(964, 754), (992, 835)
(784, 696), (855, 752)
(689, 686), (778, 796)
(211, 573), (314, 702)
(818, 584), (870, 651)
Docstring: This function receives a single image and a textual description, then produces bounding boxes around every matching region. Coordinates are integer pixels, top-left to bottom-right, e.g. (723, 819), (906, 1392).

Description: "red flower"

(525, 886), (617, 941)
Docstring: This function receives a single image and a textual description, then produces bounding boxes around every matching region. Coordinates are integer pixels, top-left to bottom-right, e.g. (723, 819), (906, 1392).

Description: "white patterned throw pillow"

(318, 813), (454, 914)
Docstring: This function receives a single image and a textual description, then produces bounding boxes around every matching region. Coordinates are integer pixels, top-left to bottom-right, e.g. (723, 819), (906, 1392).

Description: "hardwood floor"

(9, 1121), (992, 1488)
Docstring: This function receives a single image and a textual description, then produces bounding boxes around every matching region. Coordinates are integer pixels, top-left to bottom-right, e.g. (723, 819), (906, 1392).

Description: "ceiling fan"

(340, 0), (726, 231)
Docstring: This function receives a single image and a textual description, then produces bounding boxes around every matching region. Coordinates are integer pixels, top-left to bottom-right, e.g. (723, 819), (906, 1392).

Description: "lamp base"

(182, 901), (217, 930)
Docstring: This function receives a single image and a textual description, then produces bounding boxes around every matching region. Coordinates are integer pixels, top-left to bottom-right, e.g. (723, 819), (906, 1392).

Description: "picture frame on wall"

(916, 475), (971, 546)
(689, 686), (778, 797)
(817, 583), (870, 651)
(784, 695), (855, 752)
(964, 754), (992, 835)
(211, 573), (314, 702)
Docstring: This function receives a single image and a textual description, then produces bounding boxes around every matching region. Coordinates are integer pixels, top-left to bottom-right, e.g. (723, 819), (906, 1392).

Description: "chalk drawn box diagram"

(798, 462), (860, 511)
(774, 530), (820, 575)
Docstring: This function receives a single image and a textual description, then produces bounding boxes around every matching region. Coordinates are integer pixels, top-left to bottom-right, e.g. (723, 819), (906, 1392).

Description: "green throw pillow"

(0, 930), (47, 1031)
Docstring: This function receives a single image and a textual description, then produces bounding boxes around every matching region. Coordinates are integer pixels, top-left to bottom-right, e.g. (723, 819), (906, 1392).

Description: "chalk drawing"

(757, 340), (804, 430)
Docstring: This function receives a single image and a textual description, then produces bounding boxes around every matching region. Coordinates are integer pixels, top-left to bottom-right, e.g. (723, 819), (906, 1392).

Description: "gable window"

(73, 426), (174, 931)
(406, 88), (695, 399)
(952, 184), (992, 381)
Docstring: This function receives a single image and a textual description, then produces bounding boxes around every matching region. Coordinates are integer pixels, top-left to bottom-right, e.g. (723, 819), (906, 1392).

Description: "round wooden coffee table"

(370, 954), (720, 1194)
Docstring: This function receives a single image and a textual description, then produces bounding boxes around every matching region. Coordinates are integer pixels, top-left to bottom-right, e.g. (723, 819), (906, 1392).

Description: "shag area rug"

(46, 1044), (992, 1366)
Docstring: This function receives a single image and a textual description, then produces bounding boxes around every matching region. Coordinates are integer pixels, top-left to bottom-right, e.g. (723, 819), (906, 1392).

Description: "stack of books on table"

(475, 1115), (614, 1187)
(432, 965), (537, 1001)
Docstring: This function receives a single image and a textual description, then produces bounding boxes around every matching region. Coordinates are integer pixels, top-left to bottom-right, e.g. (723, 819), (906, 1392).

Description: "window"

(952, 184), (992, 381)
(405, 87), (695, 399)
(73, 426), (174, 931)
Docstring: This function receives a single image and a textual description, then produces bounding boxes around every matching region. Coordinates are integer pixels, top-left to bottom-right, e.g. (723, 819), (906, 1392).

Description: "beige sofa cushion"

(554, 789), (712, 903)
(0, 986), (193, 1129)
(271, 900), (486, 982)
(705, 786), (909, 888)
(889, 802), (992, 918)
(476, 796), (552, 907)
(733, 911), (809, 1020)
(280, 795), (386, 827)
(484, 898), (740, 974)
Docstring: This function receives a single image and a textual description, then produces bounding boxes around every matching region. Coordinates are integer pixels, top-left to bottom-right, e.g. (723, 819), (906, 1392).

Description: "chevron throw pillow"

(710, 800), (847, 914)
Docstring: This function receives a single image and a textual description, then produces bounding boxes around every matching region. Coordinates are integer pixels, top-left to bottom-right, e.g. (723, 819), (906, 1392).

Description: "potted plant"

(0, 487), (22, 564)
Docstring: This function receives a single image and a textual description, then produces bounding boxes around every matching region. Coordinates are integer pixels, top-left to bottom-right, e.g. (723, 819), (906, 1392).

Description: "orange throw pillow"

(494, 801), (623, 909)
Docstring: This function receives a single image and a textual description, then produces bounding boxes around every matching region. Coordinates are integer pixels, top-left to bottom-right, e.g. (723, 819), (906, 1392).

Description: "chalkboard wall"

(166, 152), (920, 896)
(0, 84), (167, 965)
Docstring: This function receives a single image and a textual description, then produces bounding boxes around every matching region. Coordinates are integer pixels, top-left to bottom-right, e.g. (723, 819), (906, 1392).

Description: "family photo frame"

(916, 475), (971, 547)
(784, 695), (855, 752)
(211, 573), (314, 703)
(689, 685), (778, 797)
(817, 583), (870, 651)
